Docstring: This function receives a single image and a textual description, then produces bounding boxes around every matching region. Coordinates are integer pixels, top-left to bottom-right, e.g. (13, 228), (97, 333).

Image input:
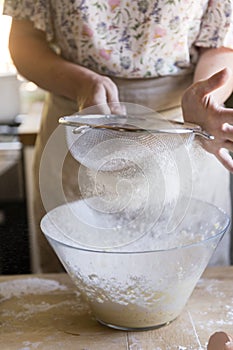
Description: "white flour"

(0, 278), (68, 301)
(17, 341), (42, 350)
(192, 279), (233, 333)
(65, 258), (203, 330)
(42, 196), (225, 252)
(41, 197), (227, 330)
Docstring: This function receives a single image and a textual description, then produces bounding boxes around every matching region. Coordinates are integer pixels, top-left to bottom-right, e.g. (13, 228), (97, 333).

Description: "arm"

(9, 19), (119, 110)
(182, 47), (233, 172)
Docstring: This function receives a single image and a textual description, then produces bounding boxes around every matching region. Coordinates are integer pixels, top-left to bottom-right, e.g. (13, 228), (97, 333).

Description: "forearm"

(194, 47), (233, 105)
(9, 19), (98, 103)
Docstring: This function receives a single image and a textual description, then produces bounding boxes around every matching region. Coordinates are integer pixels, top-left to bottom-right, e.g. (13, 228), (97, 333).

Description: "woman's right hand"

(75, 70), (120, 112)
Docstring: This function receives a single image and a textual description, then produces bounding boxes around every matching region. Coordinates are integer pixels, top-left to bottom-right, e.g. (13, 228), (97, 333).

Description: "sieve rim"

(59, 114), (214, 139)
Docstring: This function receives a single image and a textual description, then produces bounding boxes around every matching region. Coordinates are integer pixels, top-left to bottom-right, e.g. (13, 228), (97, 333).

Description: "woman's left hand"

(182, 68), (233, 172)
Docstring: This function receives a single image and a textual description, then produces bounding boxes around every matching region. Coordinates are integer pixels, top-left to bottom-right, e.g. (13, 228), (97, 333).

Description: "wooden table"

(0, 267), (232, 350)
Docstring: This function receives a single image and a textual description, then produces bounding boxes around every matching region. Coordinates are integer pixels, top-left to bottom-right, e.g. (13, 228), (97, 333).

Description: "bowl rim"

(40, 198), (231, 255)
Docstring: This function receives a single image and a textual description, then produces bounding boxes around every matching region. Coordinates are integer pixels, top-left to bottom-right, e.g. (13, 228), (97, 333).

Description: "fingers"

(195, 105), (233, 171)
(79, 76), (121, 114)
(218, 107), (233, 125)
(195, 68), (231, 97)
(209, 118), (233, 143)
(200, 131), (233, 172)
(104, 77), (119, 104)
(214, 148), (233, 173)
(89, 77), (119, 106)
(87, 82), (113, 114)
(103, 78), (126, 114)
(221, 123), (233, 142)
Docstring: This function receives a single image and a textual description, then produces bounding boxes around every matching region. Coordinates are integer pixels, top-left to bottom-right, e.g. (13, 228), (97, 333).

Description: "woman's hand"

(74, 70), (119, 112)
(182, 68), (233, 172)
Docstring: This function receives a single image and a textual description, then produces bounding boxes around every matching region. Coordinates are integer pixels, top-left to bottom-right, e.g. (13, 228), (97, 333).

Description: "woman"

(3, 0), (233, 272)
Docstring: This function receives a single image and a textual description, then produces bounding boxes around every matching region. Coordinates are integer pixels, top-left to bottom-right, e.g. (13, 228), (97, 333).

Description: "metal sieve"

(59, 112), (214, 171)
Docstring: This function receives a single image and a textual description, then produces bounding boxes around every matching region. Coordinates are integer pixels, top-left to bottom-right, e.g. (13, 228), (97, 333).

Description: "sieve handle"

(170, 120), (214, 140)
(192, 129), (214, 140)
(59, 117), (91, 134)
(72, 125), (91, 134)
(59, 115), (215, 139)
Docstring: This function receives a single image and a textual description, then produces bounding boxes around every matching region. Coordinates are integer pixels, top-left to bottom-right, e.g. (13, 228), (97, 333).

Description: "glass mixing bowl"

(41, 198), (230, 331)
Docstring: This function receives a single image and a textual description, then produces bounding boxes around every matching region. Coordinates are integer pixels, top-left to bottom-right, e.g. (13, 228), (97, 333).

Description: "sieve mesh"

(60, 102), (213, 172)
(58, 103), (208, 244)
(65, 124), (194, 171)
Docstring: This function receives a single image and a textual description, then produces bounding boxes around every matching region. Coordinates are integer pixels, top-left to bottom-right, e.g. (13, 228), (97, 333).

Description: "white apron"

(33, 73), (231, 272)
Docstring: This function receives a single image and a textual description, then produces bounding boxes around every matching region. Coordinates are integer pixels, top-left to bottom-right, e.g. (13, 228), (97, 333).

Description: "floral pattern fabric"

(3, 0), (233, 78)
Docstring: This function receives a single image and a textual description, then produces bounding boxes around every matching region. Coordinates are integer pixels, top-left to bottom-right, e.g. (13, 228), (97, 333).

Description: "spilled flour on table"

(17, 341), (43, 350)
(2, 300), (76, 320)
(193, 278), (233, 332)
(0, 278), (68, 301)
(199, 315), (233, 329)
(0, 277), (89, 323)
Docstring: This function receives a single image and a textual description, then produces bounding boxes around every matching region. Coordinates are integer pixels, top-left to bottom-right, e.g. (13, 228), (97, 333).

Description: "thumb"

(195, 67), (231, 97)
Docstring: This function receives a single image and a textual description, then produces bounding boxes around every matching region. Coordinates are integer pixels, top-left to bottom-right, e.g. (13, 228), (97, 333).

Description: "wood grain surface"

(0, 267), (232, 350)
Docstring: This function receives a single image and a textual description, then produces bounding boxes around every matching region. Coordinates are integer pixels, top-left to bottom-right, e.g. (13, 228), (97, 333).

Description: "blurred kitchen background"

(0, 2), (45, 274)
(0, 2), (232, 275)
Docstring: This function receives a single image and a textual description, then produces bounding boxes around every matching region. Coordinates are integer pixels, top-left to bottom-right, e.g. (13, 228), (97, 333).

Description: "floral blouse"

(3, 0), (233, 78)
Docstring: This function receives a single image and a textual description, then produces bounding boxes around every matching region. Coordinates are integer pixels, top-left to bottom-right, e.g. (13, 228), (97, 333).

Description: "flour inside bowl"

(67, 264), (201, 329)
(41, 198), (229, 330)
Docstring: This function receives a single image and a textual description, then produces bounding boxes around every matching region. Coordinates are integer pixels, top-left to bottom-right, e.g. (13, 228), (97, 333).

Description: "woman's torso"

(4, 0), (233, 79)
